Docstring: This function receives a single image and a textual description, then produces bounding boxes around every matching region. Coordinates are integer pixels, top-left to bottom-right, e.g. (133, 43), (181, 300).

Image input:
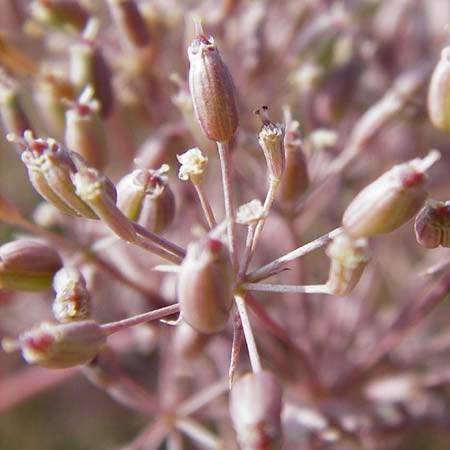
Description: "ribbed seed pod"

(13, 131), (98, 218)
(64, 86), (107, 169)
(2, 320), (106, 369)
(53, 267), (91, 322)
(177, 237), (233, 334)
(30, 0), (89, 32)
(188, 21), (239, 143)
(277, 119), (309, 206)
(0, 239), (62, 291)
(325, 233), (370, 296)
(342, 150), (440, 238)
(0, 72), (33, 137)
(69, 20), (113, 117)
(427, 46), (450, 132)
(106, 0), (150, 48)
(415, 199), (450, 249)
(116, 166), (175, 233)
(230, 371), (283, 450)
(255, 106), (285, 181)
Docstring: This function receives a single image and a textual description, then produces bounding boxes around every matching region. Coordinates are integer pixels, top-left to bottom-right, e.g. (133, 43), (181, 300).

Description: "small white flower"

(236, 199), (264, 225)
(177, 147), (208, 183)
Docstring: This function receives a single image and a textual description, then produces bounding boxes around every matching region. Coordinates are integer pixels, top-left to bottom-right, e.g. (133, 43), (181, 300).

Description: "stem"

(135, 234), (182, 264)
(238, 223), (256, 279)
(242, 282), (330, 294)
(216, 140), (238, 273)
(234, 293), (262, 373)
(102, 303), (180, 335)
(229, 311), (243, 386)
(176, 418), (222, 450)
(246, 227), (342, 282)
(250, 177), (279, 254)
(193, 182), (217, 229)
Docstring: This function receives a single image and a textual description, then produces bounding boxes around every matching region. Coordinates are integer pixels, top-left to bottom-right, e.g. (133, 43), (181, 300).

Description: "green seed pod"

(188, 21), (239, 143)
(427, 46), (450, 132)
(342, 150), (440, 238)
(0, 239), (62, 291)
(3, 320), (106, 369)
(230, 371), (283, 450)
(53, 267), (91, 322)
(325, 233), (370, 296)
(415, 199), (450, 249)
(177, 237), (233, 334)
(117, 165), (175, 234)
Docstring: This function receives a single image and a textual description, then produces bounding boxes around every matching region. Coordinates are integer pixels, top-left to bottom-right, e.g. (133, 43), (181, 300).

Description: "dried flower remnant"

(342, 150), (441, 238)
(2, 320), (106, 369)
(188, 20), (239, 143)
(415, 199), (450, 248)
(256, 106), (285, 182)
(230, 371), (283, 450)
(0, 239), (62, 291)
(325, 233), (370, 296)
(177, 236), (233, 334)
(427, 45), (450, 132)
(236, 199), (264, 226)
(116, 165), (175, 234)
(52, 267), (91, 322)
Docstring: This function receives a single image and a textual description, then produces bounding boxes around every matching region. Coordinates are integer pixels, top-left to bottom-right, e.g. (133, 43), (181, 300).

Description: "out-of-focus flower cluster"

(0, 1), (450, 449)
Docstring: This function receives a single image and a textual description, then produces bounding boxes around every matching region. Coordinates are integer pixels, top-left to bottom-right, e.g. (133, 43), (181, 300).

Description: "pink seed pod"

(0, 239), (62, 291)
(427, 46), (450, 132)
(2, 320), (106, 369)
(30, 0), (89, 32)
(53, 267), (91, 322)
(117, 165), (175, 234)
(230, 371), (283, 450)
(64, 86), (107, 170)
(177, 237), (233, 334)
(415, 199), (450, 249)
(106, 0), (150, 48)
(277, 118), (309, 206)
(173, 320), (209, 359)
(255, 106), (285, 182)
(342, 150), (440, 238)
(325, 233), (370, 296)
(188, 21), (239, 143)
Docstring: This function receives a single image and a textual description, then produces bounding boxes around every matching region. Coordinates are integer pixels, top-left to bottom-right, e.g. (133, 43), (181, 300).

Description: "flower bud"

(0, 239), (62, 291)
(177, 237), (233, 334)
(427, 46), (450, 132)
(342, 150), (440, 238)
(188, 21), (239, 143)
(30, 0), (89, 32)
(116, 165), (175, 234)
(106, 0), (150, 48)
(230, 371), (283, 450)
(53, 267), (91, 322)
(11, 130), (98, 218)
(415, 199), (450, 249)
(64, 86), (107, 169)
(277, 119), (309, 205)
(325, 233), (370, 296)
(70, 19), (113, 117)
(72, 159), (138, 242)
(2, 320), (106, 369)
(177, 147), (208, 185)
(255, 106), (285, 182)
